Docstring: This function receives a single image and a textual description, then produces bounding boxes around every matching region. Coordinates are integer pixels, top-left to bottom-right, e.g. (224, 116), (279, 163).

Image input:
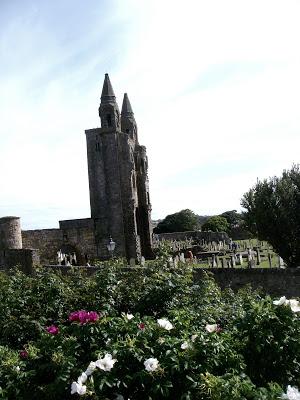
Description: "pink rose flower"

(138, 323), (146, 330)
(46, 325), (59, 335)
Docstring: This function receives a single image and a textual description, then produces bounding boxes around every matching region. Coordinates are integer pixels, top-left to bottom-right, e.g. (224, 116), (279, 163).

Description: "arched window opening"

(106, 114), (112, 127)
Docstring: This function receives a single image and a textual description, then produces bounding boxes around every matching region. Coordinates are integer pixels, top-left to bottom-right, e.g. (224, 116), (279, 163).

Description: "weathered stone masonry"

(0, 216), (39, 272)
(19, 74), (153, 264)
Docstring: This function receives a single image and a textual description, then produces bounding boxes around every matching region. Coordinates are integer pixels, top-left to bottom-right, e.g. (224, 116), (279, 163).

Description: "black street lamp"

(107, 237), (116, 258)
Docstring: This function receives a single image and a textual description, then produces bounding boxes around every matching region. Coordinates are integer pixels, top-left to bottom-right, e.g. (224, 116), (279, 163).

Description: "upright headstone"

(230, 255), (236, 268)
(237, 253), (243, 266)
(130, 258), (136, 267)
(268, 253), (272, 268)
(247, 249), (253, 268)
(278, 256), (285, 268)
(212, 254), (217, 268)
(247, 249), (252, 261)
(140, 256), (146, 266)
(255, 249), (261, 265)
(180, 253), (185, 263)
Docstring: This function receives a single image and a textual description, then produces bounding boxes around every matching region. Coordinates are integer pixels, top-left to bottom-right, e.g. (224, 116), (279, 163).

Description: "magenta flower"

(69, 311), (80, 322)
(68, 310), (100, 324)
(138, 323), (146, 330)
(46, 325), (59, 335)
(78, 311), (88, 324)
(19, 350), (28, 359)
(86, 311), (100, 323)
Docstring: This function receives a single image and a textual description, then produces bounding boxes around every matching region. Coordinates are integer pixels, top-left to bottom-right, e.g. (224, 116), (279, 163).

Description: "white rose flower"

(205, 324), (218, 333)
(181, 341), (190, 350)
(85, 361), (97, 376)
(144, 357), (159, 372)
(273, 296), (289, 306)
(96, 353), (117, 372)
(71, 381), (87, 396)
(77, 372), (87, 384)
(15, 366), (20, 372)
(126, 313), (134, 320)
(157, 318), (173, 330)
(191, 334), (198, 342)
(289, 299), (300, 313)
(281, 385), (300, 399)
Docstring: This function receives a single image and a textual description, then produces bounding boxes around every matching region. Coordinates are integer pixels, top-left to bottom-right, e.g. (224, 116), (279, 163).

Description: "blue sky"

(0, 0), (300, 229)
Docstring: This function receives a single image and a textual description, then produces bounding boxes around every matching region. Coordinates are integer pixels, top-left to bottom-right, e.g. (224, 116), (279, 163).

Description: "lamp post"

(107, 237), (116, 259)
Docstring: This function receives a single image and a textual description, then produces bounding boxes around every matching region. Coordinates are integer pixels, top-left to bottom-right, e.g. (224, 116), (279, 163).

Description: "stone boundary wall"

(156, 231), (230, 244)
(194, 268), (300, 297)
(0, 249), (40, 274)
(22, 229), (63, 264)
(44, 266), (300, 297)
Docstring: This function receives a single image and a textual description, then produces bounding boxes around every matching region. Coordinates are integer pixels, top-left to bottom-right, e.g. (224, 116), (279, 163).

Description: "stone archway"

(58, 243), (85, 266)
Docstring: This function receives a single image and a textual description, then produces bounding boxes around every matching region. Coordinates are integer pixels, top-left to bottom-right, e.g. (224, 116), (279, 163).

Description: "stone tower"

(85, 74), (153, 260)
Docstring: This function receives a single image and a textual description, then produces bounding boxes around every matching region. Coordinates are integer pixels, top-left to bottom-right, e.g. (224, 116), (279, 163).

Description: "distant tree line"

(153, 209), (251, 239)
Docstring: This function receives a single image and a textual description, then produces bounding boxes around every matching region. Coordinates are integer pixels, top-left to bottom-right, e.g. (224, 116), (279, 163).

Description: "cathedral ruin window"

(106, 114), (112, 127)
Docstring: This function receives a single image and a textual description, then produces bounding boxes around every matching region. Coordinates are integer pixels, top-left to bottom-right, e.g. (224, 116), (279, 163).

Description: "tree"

(220, 210), (252, 239)
(241, 165), (300, 268)
(220, 210), (242, 228)
(153, 209), (199, 234)
(201, 216), (229, 232)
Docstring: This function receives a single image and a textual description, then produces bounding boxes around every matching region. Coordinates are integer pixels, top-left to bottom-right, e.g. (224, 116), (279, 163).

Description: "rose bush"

(0, 260), (299, 399)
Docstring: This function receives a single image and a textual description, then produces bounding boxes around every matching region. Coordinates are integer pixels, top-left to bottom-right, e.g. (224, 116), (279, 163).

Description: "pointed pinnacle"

(101, 73), (116, 101)
(121, 93), (134, 115)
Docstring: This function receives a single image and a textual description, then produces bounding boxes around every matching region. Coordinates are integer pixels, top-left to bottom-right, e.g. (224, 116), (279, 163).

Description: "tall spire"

(121, 93), (134, 116)
(101, 73), (116, 102)
(99, 73), (120, 130)
(121, 92), (138, 142)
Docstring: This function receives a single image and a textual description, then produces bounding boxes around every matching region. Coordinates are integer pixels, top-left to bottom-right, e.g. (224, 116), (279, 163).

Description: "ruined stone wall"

(135, 145), (153, 258)
(0, 249), (40, 273)
(59, 219), (96, 263)
(22, 219), (96, 264)
(0, 216), (22, 250)
(118, 132), (141, 260)
(22, 229), (63, 264)
(85, 127), (127, 259)
(157, 231), (230, 244)
(194, 268), (300, 297)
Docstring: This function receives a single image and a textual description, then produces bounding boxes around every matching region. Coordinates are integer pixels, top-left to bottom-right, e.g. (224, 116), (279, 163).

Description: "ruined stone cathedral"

(85, 74), (153, 260)
(1, 74), (153, 266)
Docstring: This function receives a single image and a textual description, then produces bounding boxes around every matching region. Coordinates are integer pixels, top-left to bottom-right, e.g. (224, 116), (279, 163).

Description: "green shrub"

(0, 261), (299, 399)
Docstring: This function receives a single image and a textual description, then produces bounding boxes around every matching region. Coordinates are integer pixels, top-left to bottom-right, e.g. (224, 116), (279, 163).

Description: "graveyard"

(1, 1), (300, 399)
